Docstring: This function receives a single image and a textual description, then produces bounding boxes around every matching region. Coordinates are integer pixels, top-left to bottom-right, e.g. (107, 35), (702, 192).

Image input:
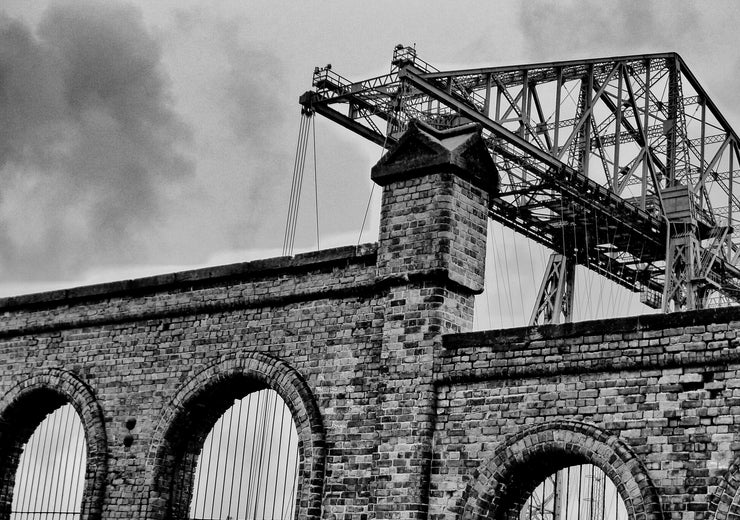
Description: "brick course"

(0, 121), (738, 520)
(436, 309), (740, 520)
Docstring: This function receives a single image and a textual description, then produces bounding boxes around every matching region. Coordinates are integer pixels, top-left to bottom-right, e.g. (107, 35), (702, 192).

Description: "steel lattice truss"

(300, 46), (740, 312)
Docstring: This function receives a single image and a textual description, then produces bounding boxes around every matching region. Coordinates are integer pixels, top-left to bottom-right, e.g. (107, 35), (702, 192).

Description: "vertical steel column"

(521, 71), (529, 139)
(484, 73), (492, 116)
(729, 145), (735, 260)
(641, 60), (652, 210)
(613, 64), (624, 192)
(666, 57), (679, 186)
(661, 57), (712, 312)
(580, 65), (594, 175)
(552, 67), (563, 154)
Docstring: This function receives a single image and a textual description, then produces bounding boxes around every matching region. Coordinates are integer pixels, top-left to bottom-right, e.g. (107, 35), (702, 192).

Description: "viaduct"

(0, 122), (739, 520)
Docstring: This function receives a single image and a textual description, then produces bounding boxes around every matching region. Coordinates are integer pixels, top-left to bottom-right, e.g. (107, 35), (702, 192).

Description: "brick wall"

(1, 119), (739, 520)
(435, 309), (740, 520)
(0, 245), (384, 519)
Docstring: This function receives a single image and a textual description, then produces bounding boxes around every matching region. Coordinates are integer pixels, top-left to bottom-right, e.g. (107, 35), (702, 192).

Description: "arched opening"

(0, 372), (106, 520)
(519, 464), (628, 520)
(163, 376), (305, 520)
(0, 387), (91, 520)
(10, 403), (87, 519)
(187, 389), (299, 520)
(148, 353), (324, 520)
(461, 421), (661, 520)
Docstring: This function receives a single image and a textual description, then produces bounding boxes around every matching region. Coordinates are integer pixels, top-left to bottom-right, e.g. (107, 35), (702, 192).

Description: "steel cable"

(49, 406), (73, 515)
(288, 119), (312, 253)
(270, 399), (288, 519)
(245, 391), (263, 517)
(284, 114), (312, 256)
(312, 116), (320, 250)
(234, 394), (254, 519)
(225, 398), (243, 519)
(217, 404), (235, 519)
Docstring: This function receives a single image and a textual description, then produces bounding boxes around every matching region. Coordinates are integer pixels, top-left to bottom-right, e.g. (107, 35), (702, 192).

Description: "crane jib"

(301, 46), (740, 313)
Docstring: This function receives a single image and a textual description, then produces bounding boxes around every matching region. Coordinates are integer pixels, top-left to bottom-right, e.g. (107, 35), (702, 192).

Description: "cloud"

(219, 22), (285, 148)
(154, 8), (366, 258)
(517, 0), (701, 60)
(0, 1), (369, 291)
(0, 1), (193, 280)
(139, 8), (293, 259)
(513, 0), (740, 128)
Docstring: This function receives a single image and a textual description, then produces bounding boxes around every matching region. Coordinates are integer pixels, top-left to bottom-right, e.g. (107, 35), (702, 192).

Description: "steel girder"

(300, 46), (740, 313)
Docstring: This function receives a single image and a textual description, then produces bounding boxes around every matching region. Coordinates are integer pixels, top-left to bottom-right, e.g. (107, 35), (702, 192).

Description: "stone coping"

(444, 305), (740, 349)
(0, 243), (378, 311)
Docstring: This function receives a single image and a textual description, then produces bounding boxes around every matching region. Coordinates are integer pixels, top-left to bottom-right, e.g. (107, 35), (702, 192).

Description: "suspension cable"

(217, 401), (236, 519)
(225, 398), (243, 518)
(284, 116), (305, 255)
(270, 397), (288, 519)
(312, 116), (320, 250)
(283, 110), (313, 256)
(234, 393), (253, 518)
(254, 390), (272, 518)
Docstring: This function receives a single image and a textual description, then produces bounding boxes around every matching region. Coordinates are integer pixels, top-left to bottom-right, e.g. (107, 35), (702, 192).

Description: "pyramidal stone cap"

(371, 119), (498, 194)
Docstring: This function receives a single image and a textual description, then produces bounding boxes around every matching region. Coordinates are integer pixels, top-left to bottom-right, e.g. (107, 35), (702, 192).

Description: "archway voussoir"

(460, 420), (662, 520)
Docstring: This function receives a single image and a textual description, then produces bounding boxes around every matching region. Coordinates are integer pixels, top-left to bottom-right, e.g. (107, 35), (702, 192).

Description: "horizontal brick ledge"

(443, 305), (740, 349)
(0, 266), (482, 338)
(0, 243), (378, 312)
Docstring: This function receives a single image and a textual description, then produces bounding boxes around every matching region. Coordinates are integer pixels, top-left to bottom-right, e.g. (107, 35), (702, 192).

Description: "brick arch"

(460, 420), (662, 520)
(146, 351), (325, 520)
(0, 369), (107, 520)
(709, 457), (740, 520)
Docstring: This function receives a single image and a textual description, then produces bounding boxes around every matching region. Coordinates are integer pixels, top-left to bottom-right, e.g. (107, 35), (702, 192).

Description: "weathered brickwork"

(0, 246), (383, 519)
(435, 310), (740, 520)
(1, 120), (740, 520)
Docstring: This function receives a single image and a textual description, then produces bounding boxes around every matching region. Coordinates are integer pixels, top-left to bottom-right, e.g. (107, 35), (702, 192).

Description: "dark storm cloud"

(0, 1), (192, 279)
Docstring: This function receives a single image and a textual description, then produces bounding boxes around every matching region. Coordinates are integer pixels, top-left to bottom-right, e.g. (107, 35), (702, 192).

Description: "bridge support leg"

(662, 227), (704, 311)
(661, 185), (715, 312)
(530, 253), (575, 325)
(370, 120), (494, 519)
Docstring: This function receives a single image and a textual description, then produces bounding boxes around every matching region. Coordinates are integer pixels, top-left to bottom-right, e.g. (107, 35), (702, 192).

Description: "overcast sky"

(1, 0), (740, 307)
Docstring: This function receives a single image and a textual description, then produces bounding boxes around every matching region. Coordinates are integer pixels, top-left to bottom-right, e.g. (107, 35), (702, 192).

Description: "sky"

(2, 0), (740, 323)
